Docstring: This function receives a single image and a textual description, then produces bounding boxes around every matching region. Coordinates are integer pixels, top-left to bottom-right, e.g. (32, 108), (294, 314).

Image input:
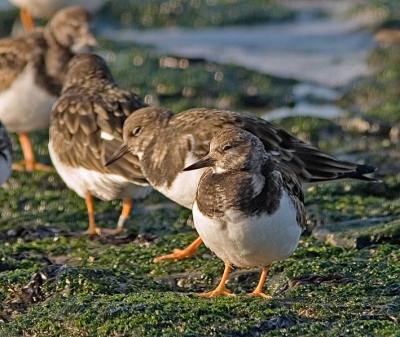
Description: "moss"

(343, 44), (400, 123)
(1, 1), (400, 335)
(1, 230), (399, 335)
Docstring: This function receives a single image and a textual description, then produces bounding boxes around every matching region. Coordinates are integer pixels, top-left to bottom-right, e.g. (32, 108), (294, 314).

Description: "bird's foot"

(81, 225), (126, 236)
(97, 226), (125, 236)
(153, 247), (198, 263)
(247, 292), (272, 299)
(12, 160), (53, 172)
(198, 286), (234, 298)
(81, 227), (102, 236)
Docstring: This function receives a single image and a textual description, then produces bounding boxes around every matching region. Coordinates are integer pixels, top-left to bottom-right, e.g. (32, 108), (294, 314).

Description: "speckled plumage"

(106, 106), (375, 262)
(49, 53), (151, 234)
(185, 128), (304, 296)
(191, 127), (305, 228)
(112, 106), (375, 209)
(0, 6), (97, 133)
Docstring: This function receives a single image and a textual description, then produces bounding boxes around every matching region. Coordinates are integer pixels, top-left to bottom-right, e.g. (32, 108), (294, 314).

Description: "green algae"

(343, 44), (400, 124)
(1, 2), (400, 336)
(1, 237), (399, 336)
(2, 167), (399, 336)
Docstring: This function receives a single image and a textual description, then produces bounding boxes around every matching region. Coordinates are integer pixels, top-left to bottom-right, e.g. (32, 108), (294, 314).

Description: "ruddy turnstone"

(49, 53), (152, 235)
(106, 107), (375, 261)
(9, 0), (105, 31)
(183, 127), (305, 297)
(0, 121), (13, 186)
(0, 6), (97, 172)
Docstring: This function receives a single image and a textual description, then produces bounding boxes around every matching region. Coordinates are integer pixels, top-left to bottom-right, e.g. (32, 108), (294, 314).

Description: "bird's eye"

(132, 127), (142, 137)
(222, 145), (233, 151)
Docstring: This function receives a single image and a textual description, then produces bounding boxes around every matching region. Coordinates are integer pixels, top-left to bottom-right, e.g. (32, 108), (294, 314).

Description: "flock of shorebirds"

(0, 3), (377, 298)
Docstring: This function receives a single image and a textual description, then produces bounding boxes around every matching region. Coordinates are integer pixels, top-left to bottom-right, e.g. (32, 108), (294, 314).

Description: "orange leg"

(83, 193), (100, 235)
(198, 261), (235, 297)
(12, 133), (52, 172)
(83, 197), (132, 236)
(20, 8), (35, 31)
(153, 236), (203, 263)
(100, 197), (132, 235)
(247, 265), (272, 298)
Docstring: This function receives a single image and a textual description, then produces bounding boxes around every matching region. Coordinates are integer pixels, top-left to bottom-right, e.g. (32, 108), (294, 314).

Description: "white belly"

(0, 64), (57, 133)
(192, 191), (302, 268)
(49, 141), (152, 201)
(156, 154), (205, 209)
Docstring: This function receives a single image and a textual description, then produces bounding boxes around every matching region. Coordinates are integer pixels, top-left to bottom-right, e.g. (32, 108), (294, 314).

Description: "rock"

(312, 217), (400, 249)
(275, 273), (357, 294)
(256, 316), (297, 334)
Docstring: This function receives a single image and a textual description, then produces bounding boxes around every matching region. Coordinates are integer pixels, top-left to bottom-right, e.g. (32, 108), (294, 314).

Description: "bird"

(0, 6), (98, 172)
(49, 52), (152, 235)
(0, 121), (13, 186)
(183, 127), (306, 297)
(8, 0), (106, 31)
(105, 106), (376, 261)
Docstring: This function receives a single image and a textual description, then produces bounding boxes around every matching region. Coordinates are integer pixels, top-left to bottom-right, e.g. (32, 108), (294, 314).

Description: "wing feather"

(171, 108), (375, 183)
(0, 32), (44, 91)
(50, 84), (148, 185)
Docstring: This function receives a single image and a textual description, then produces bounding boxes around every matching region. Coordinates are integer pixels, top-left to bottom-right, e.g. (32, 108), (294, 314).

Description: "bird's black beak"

(105, 144), (131, 166)
(183, 155), (215, 171)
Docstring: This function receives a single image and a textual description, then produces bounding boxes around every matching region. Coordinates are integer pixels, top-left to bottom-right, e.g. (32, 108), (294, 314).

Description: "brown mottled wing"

(171, 108), (260, 158)
(275, 161), (306, 230)
(194, 167), (224, 218)
(50, 85), (148, 185)
(172, 107), (303, 166)
(172, 108), (375, 183)
(0, 33), (43, 91)
(229, 113), (376, 183)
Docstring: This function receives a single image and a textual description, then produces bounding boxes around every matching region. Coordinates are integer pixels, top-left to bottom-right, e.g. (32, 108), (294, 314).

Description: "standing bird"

(49, 53), (152, 235)
(183, 127), (305, 297)
(0, 6), (98, 172)
(8, 0), (105, 31)
(0, 122), (13, 186)
(106, 107), (375, 261)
